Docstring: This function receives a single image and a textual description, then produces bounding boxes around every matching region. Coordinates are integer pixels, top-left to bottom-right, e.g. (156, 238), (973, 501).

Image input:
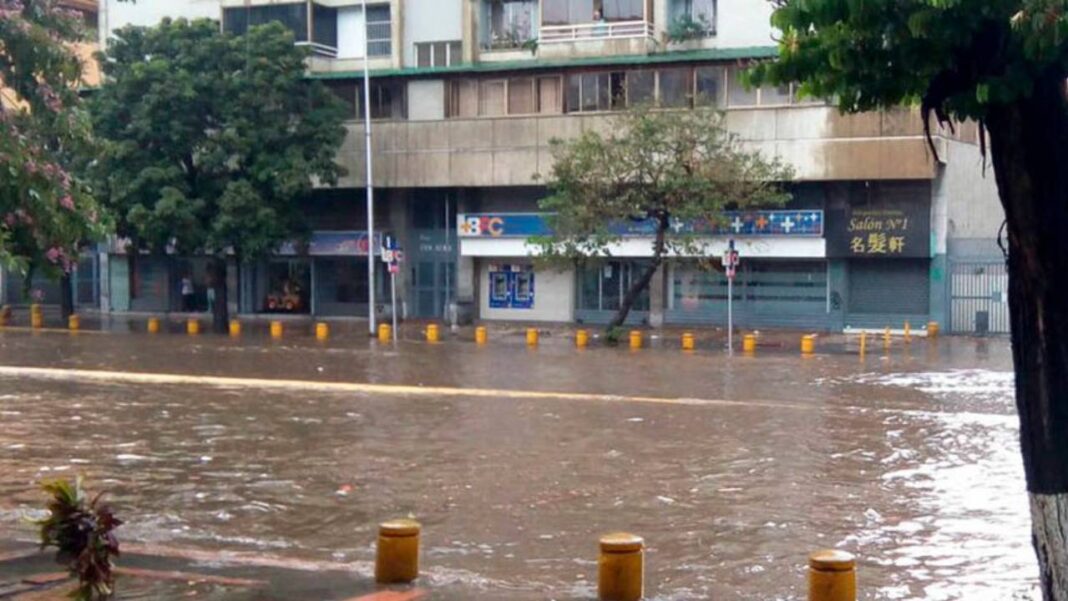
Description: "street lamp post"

(362, 0), (376, 335)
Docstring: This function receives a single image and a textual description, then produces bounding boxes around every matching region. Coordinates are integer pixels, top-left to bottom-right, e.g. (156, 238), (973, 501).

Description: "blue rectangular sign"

(458, 211), (824, 238)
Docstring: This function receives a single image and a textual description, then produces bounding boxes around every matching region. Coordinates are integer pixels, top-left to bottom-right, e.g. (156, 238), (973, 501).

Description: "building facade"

(35, 0), (1006, 332)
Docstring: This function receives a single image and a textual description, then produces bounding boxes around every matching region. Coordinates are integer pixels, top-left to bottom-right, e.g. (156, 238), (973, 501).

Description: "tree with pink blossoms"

(0, 0), (107, 313)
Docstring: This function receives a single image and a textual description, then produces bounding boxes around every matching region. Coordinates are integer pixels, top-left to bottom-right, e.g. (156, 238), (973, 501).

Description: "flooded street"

(0, 329), (1037, 599)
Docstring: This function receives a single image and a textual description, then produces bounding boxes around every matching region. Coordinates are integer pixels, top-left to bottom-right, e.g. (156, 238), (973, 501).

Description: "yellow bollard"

(270, 321), (283, 339)
(598, 533), (644, 601)
(187, 318), (200, 335)
(904, 321), (911, 343)
(927, 321), (940, 338)
(801, 334), (816, 355)
(475, 326), (487, 345)
(883, 327), (891, 349)
(229, 319), (241, 337)
(629, 330), (642, 350)
(375, 519), (420, 584)
(426, 323), (439, 343)
(681, 332), (695, 351)
(316, 322), (329, 341)
(859, 332), (867, 357)
(576, 329), (590, 348)
(30, 303), (41, 316)
(808, 549), (856, 601)
(147, 317), (161, 334)
(68, 314), (80, 331)
(743, 333), (757, 353)
(378, 323), (392, 343)
(526, 328), (539, 347)
(0, 305), (10, 327)
(31, 310), (43, 329)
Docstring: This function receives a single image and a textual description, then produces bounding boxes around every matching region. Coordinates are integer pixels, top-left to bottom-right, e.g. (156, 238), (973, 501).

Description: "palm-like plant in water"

(37, 477), (122, 600)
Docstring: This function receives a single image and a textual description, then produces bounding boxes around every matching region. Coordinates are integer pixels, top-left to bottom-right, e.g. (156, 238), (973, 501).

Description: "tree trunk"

(210, 257), (229, 334)
(606, 217), (667, 331)
(986, 70), (1068, 601)
(59, 272), (73, 320)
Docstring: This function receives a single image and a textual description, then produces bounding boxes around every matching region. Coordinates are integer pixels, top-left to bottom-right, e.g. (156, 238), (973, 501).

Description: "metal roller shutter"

(848, 259), (929, 315)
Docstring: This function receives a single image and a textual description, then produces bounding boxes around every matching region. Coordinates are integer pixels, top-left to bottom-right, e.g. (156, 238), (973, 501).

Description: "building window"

(223, 3), (309, 42)
(658, 68), (692, 108)
(626, 70), (655, 106)
(566, 72), (616, 112)
(543, 0), (594, 25)
(311, 4), (338, 49)
(669, 0), (716, 36)
(537, 76), (563, 113)
(508, 77), (536, 114)
(578, 262), (650, 312)
(326, 81), (358, 119)
(727, 66), (757, 107)
(415, 41), (462, 68)
(695, 65), (725, 107)
(357, 80), (406, 120)
(601, 0), (643, 21)
(480, 80), (507, 116)
(483, 0), (537, 50)
(447, 80), (479, 117)
(366, 4), (392, 56)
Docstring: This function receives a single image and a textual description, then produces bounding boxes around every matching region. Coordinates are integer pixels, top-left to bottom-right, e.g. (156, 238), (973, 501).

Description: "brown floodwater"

(0, 328), (1037, 599)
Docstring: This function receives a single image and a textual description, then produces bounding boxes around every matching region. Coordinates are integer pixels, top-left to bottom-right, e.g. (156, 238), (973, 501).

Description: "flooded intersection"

(0, 330), (1037, 599)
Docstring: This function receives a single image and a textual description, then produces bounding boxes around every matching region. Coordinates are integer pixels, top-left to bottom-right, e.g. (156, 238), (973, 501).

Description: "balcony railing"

(296, 41), (339, 59)
(540, 20), (654, 43)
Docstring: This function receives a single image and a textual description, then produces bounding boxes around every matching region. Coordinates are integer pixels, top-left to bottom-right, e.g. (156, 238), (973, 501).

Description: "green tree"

(90, 18), (347, 332)
(1, 0), (107, 311)
(753, 2), (1068, 597)
(536, 106), (792, 331)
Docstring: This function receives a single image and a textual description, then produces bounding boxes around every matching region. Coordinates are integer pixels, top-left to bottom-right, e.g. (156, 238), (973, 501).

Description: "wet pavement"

(0, 327), (1037, 600)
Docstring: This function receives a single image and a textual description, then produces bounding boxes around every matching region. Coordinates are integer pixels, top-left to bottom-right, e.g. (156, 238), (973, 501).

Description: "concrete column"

(455, 189), (478, 305)
(462, 0), (477, 63)
(391, 0), (403, 69)
(648, 262), (666, 328)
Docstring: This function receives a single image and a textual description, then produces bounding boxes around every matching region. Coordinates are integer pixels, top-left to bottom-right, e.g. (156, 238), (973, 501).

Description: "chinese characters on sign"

(827, 203), (930, 259)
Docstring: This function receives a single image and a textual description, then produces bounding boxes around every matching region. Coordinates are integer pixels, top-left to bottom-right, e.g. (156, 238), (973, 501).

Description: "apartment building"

(63, 1), (1011, 332)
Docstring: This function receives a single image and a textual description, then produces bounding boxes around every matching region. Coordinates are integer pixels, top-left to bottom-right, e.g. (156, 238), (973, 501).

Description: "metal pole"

(444, 196), (451, 320)
(362, 0), (376, 335)
(728, 275), (733, 356)
(391, 270), (398, 343)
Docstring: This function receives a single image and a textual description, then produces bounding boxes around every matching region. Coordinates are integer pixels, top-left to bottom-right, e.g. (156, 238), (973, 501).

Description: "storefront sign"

(458, 211), (824, 238)
(826, 204), (929, 258)
(276, 232), (383, 257)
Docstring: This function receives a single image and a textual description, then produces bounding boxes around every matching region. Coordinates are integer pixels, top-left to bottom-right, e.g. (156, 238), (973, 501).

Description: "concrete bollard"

(808, 550), (856, 601)
(629, 330), (642, 350)
(68, 314), (80, 331)
(859, 332), (867, 357)
(681, 332), (695, 351)
(148, 317), (161, 334)
(526, 328), (539, 347)
(187, 318), (200, 336)
(316, 322), (329, 341)
(229, 320), (241, 337)
(378, 323), (392, 343)
(927, 321), (940, 338)
(598, 533), (644, 601)
(904, 321), (911, 343)
(576, 329), (590, 348)
(475, 326), (487, 345)
(743, 333), (757, 353)
(270, 321), (283, 339)
(375, 519), (421, 585)
(801, 334), (816, 355)
(426, 323), (439, 343)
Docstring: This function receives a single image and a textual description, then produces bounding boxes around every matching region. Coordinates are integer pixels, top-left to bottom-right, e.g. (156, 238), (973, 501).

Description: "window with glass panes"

(365, 4), (392, 56)
(415, 41), (462, 67)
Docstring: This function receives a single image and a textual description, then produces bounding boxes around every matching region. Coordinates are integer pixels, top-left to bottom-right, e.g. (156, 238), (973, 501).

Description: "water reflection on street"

(0, 330), (1036, 599)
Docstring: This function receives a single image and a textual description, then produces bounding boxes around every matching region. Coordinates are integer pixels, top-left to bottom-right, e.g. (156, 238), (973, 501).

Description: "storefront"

(826, 181), (934, 329)
(239, 231), (386, 317)
(458, 210), (829, 326)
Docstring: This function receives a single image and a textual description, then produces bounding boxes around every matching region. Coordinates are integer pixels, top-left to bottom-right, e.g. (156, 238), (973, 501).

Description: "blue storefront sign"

(276, 231), (383, 256)
(458, 211), (824, 238)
